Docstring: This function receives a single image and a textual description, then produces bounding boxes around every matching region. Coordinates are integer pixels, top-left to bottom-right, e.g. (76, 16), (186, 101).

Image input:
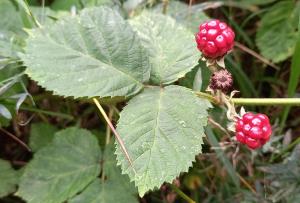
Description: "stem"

(0, 128), (31, 152)
(237, 174), (256, 194)
(195, 92), (219, 104)
(105, 107), (114, 145)
(195, 92), (300, 106)
(2, 100), (74, 120)
(169, 184), (196, 203)
(102, 107), (114, 182)
(232, 98), (300, 106)
(162, 0), (169, 14)
(234, 42), (279, 70)
(93, 98), (136, 174)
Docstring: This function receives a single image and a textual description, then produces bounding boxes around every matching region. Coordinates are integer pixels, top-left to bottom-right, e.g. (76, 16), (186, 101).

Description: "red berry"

(195, 19), (235, 59)
(236, 132), (246, 144)
(245, 137), (261, 149)
(235, 112), (272, 149)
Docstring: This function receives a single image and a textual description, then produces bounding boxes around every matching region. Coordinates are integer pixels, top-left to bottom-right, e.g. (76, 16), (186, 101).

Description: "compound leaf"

(115, 85), (210, 196)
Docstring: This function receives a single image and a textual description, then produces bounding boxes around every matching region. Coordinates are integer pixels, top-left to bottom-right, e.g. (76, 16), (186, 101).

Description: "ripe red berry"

(235, 112), (272, 149)
(195, 19), (235, 59)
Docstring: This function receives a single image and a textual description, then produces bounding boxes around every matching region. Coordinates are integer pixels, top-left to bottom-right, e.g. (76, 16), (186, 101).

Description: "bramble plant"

(1, 1), (300, 203)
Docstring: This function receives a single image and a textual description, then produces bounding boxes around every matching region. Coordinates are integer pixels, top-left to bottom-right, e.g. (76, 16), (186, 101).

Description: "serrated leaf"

(17, 127), (101, 203)
(29, 123), (59, 152)
(129, 12), (199, 85)
(115, 85), (210, 196)
(22, 7), (150, 98)
(0, 159), (19, 197)
(256, 1), (298, 63)
(70, 143), (138, 203)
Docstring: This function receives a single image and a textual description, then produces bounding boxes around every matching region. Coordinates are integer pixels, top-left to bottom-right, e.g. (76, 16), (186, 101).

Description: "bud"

(209, 69), (233, 93)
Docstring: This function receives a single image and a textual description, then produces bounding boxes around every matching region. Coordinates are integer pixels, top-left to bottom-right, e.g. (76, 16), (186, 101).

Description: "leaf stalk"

(93, 98), (136, 174)
(169, 184), (196, 203)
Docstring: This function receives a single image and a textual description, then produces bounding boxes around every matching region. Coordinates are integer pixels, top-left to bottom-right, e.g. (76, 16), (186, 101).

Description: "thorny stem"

(195, 92), (300, 106)
(169, 184), (196, 203)
(93, 98), (136, 174)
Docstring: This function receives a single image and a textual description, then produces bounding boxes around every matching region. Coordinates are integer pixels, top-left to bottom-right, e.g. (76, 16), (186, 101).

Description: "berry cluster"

(195, 19), (235, 59)
(235, 112), (272, 149)
(195, 19), (272, 149)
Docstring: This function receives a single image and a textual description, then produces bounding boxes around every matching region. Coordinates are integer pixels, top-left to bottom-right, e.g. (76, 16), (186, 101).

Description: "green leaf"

(0, 104), (12, 119)
(0, 1), (23, 34)
(129, 12), (199, 85)
(51, 0), (83, 10)
(29, 123), (59, 152)
(115, 85), (210, 196)
(69, 179), (137, 203)
(22, 7), (150, 98)
(280, 8), (300, 130)
(17, 127), (101, 203)
(154, 1), (209, 33)
(179, 61), (211, 92)
(70, 143), (138, 203)
(51, 0), (115, 10)
(0, 1), (25, 59)
(29, 7), (69, 26)
(256, 1), (298, 63)
(14, 0), (32, 16)
(82, 0), (118, 7)
(0, 159), (19, 197)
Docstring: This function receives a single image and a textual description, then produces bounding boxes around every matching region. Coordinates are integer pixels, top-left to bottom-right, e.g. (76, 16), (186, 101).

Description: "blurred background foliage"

(0, 0), (300, 202)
